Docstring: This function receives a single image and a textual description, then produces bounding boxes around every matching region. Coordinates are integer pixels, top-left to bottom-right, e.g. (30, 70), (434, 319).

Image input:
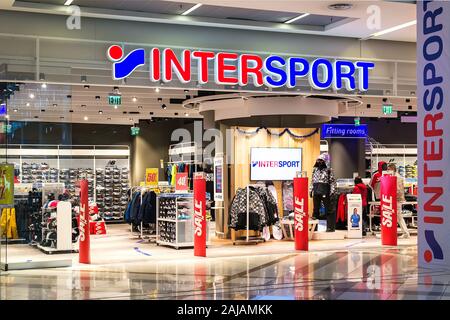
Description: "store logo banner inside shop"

(107, 46), (375, 91)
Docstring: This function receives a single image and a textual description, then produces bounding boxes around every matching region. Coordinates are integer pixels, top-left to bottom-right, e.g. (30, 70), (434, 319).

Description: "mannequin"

(309, 153), (337, 232)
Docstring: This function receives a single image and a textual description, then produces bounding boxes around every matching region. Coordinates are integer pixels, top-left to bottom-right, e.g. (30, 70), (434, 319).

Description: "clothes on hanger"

(228, 186), (278, 231)
(0, 208), (19, 239)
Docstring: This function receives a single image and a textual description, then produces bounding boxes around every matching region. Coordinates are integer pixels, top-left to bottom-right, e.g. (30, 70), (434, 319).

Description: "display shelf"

(156, 193), (210, 249)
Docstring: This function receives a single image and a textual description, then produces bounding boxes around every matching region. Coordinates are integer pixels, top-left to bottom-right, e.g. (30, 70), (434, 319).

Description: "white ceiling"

(5, 83), (201, 125)
(1, 0), (417, 42)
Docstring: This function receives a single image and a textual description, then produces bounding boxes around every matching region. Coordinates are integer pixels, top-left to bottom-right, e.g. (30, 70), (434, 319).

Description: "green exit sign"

(131, 126), (140, 136)
(108, 94), (122, 106)
(383, 104), (393, 115)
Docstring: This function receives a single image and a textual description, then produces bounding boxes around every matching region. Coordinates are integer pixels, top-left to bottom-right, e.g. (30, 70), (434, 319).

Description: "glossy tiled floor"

(2, 245), (450, 300)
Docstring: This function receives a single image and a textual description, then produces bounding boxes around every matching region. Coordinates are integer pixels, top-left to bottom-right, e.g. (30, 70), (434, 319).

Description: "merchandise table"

(368, 201), (418, 235)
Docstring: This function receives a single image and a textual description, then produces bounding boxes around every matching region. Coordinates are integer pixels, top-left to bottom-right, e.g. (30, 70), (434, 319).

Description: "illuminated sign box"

(321, 124), (368, 139)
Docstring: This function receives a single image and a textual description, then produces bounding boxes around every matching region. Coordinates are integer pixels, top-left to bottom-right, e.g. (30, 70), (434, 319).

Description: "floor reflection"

(1, 246), (450, 300)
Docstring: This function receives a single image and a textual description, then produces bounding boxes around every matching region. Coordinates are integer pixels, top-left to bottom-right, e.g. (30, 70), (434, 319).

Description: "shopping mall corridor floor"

(2, 246), (450, 300)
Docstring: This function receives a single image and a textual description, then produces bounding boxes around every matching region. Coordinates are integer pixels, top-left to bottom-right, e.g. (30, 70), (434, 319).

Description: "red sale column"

(193, 172), (206, 257)
(293, 177), (309, 251)
(79, 179), (91, 264)
(380, 175), (397, 246)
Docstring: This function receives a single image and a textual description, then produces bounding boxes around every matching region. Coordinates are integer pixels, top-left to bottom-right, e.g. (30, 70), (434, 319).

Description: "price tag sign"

(145, 168), (159, 187)
(175, 172), (189, 192)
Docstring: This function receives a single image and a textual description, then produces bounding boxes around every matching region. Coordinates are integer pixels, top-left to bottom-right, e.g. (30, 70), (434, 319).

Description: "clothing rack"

(128, 185), (157, 242)
(233, 184), (265, 245)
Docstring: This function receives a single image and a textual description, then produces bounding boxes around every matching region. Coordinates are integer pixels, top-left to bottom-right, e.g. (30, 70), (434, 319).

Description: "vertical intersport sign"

(417, 1), (449, 268)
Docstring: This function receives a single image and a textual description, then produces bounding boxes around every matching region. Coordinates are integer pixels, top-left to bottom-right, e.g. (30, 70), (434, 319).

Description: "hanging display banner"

(417, 1), (449, 268)
(0, 164), (14, 206)
(107, 45), (375, 91)
(213, 157), (224, 201)
(380, 175), (397, 246)
(321, 124), (368, 139)
(293, 177), (308, 251)
(347, 194), (363, 239)
(145, 168), (158, 187)
(175, 172), (189, 192)
(193, 172), (206, 257)
(79, 179), (91, 264)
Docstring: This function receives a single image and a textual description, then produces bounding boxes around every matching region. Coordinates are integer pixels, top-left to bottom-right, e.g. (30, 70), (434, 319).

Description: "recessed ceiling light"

(408, 105), (413, 110)
(184, 89), (189, 93)
(114, 105), (118, 109)
(34, 116), (39, 119)
(60, 116), (65, 119)
(69, 110), (74, 113)
(138, 105), (143, 109)
(29, 93), (35, 99)
(67, 95), (72, 99)
(41, 109), (45, 112)
(5, 114), (10, 119)
(132, 97), (137, 102)
(26, 102), (30, 107)
(284, 13), (310, 24)
(64, 0), (74, 6)
(161, 104), (167, 110)
(81, 104), (86, 108)
(95, 96), (100, 100)
(366, 20), (417, 39)
(53, 104), (57, 107)
(107, 117), (112, 120)
(185, 112), (189, 117)
(13, 108), (18, 112)
(155, 87), (160, 93)
(181, 3), (202, 16)
(129, 118), (133, 122)
(98, 110), (103, 114)
(150, 112), (154, 115)
(84, 116), (88, 121)
(157, 98), (162, 102)
(41, 83), (47, 89)
(174, 112), (179, 116)
(81, 75), (87, 83)
(84, 85), (90, 89)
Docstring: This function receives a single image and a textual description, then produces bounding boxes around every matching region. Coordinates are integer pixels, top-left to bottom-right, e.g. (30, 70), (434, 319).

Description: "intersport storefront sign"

(417, 0), (449, 269)
(107, 45), (374, 91)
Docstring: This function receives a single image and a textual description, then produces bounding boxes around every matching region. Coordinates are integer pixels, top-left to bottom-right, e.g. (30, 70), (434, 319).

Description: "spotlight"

(95, 96), (101, 100)
(41, 83), (47, 89)
(81, 75), (87, 83)
(98, 110), (103, 115)
(5, 114), (9, 119)
(29, 93), (35, 99)
(174, 112), (179, 116)
(366, 104), (371, 109)
(184, 89), (189, 93)
(150, 112), (154, 115)
(406, 98), (411, 103)
(161, 104), (167, 110)
(155, 87), (160, 93)
(157, 98), (162, 102)
(53, 104), (57, 107)
(132, 97), (137, 102)
(39, 73), (45, 81)
(408, 105), (413, 110)
(138, 106), (143, 109)
(69, 110), (74, 113)
(81, 104), (86, 108)
(84, 85), (90, 89)
(13, 108), (18, 112)
(184, 112), (189, 117)
(26, 102), (30, 107)
(84, 116), (89, 121)
(382, 98), (388, 103)
(67, 95), (72, 99)
(114, 105), (118, 109)
(107, 117), (112, 120)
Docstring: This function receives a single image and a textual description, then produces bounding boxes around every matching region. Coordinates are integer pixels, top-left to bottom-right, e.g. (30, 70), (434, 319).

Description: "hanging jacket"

(370, 161), (386, 200)
(229, 187), (267, 231)
(353, 183), (368, 206)
(129, 192), (142, 225)
(1, 208), (19, 239)
(170, 165), (177, 185)
(336, 194), (346, 223)
(138, 191), (157, 224)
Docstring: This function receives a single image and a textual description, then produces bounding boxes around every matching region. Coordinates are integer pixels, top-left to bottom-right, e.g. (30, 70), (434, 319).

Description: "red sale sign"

(175, 172), (189, 192)
(381, 175), (397, 246)
(293, 177), (309, 251)
(79, 179), (91, 264)
(194, 173), (206, 257)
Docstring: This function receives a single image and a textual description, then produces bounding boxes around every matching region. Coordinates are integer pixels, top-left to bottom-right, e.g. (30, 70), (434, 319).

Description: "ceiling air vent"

(328, 3), (353, 10)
